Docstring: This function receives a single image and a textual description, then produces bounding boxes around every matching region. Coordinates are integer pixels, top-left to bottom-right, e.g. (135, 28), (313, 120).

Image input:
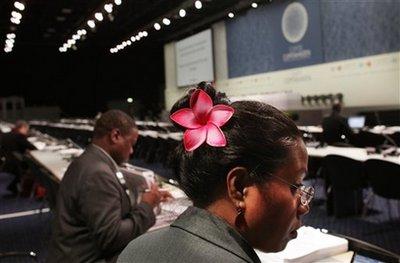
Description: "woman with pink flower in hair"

(118, 82), (313, 263)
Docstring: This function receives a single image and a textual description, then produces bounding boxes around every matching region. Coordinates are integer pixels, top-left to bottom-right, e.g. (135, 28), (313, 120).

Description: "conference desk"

(28, 149), (82, 182)
(306, 145), (400, 165)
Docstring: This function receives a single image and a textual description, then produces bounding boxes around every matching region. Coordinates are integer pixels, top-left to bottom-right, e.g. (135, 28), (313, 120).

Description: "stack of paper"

(256, 226), (348, 263)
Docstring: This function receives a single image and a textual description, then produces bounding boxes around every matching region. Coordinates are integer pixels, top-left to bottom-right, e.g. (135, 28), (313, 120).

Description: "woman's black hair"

(170, 82), (301, 208)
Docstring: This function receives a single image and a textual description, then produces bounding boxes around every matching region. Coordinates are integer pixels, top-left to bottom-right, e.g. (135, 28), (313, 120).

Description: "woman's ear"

(226, 167), (251, 206)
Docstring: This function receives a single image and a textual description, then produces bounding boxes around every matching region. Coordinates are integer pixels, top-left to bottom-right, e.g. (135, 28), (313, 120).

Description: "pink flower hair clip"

(170, 89), (234, 152)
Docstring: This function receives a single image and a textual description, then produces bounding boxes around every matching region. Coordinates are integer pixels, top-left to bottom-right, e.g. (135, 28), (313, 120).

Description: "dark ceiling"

(0, 0), (257, 54)
(0, 0), (267, 117)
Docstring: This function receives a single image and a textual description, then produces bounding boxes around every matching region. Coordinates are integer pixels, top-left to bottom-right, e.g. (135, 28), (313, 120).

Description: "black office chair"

(364, 159), (400, 220)
(323, 155), (366, 217)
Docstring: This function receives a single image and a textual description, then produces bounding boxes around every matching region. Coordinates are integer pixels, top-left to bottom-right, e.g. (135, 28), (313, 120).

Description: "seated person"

(118, 82), (313, 262)
(322, 102), (355, 146)
(1, 120), (36, 195)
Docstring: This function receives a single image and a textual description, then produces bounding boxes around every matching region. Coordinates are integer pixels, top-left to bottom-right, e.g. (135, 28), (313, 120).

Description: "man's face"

(110, 128), (138, 165)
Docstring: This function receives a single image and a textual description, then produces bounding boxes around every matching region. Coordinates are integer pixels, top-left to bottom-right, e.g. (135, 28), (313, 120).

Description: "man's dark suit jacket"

(322, 113), (355, 145)
(47, 144), (155, 263)
(118, 206), (261, 263)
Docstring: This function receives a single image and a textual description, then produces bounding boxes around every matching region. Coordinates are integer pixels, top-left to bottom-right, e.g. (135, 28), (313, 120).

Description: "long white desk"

(28, 149), (83, 182)
(306, 146), (400, 165)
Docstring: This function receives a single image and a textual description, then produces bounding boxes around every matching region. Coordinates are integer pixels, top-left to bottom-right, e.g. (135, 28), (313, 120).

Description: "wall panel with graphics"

(226, 0), (400, 78)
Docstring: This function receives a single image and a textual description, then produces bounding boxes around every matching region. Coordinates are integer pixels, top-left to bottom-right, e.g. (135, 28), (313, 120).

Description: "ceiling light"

(126, 40), (131, 45)
(59, 47), (67, 52)
(14, 1), (25, 11)
(87, 20), (95, 28)
(78, 29), (87, 35)
(67, 39), (76, 45)
(7, 33), (16, 39)
(162, 18), (171, 25)
(72, 34), (80, 40)
(251, 2), (258, 8)
(127, 98), (133, 103)
(135, 35), (140, 41)
(130, 36), (136, 42)
(10, 17), (21, 24)
(6, 39), (15, 45)
(95, 12), (103, 21)
(122, 41), (127, 47)
(228, 12), (234, 18)
(179, 9), (186, 17)
(117, 44), (123, 50)
(104, 4), (113, 13)
(142, 31), (148, 37)
(138, 32), (144, 37)
(11, 11), (22, 20)
(195, 1), (202, 9)
(5, 47), (12, 52)
(66, 43), (72, 48)
(154, 23), (161, 30)
(114, 0), (122, 6)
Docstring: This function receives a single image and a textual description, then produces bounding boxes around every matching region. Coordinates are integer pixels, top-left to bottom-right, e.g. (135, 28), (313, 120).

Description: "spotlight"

(87, 20), (95, 28)
(251, 2), (258, 8)
(179, 9), (186, 17)
(114, 0), (122, 6)
(154, 23), (161, 30)
(11, 11), (22, 20)
(14, 1), (25, 11)
(94, 12), (104, 21)
(228, 12), (234, 18)
(195, 0), (202, 9)
(104, 4), (113, 13)
(10, 17), (20, 24)
(162, 18), (171, 25)
(7, 33), (16, 39)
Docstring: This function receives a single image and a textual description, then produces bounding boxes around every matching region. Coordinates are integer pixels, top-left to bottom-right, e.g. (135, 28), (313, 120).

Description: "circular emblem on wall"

(281, 2), (308, 44)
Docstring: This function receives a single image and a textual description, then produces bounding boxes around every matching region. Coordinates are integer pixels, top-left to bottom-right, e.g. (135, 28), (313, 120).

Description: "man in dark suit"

(1, 120), (36, 195)
(47, 110), (169, 263)
(322, 103), (355, 145)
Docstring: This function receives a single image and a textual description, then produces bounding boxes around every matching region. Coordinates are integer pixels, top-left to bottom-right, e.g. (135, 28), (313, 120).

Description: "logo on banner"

(281, 2), (311, 62)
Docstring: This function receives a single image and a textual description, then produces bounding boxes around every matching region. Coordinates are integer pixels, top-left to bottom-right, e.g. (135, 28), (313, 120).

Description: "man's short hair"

(93, 110), (136, 139)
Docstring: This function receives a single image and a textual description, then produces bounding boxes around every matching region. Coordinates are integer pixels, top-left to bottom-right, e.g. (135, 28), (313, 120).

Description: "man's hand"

(141, 183), (173, 208)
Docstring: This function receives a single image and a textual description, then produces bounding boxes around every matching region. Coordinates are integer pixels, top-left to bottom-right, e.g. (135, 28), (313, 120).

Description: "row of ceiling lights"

(3, 1), (25, 53)
(110, 0), (205, 53)
(109, 0), (270, 54)
(59, 0), (123, 52)
(59, 0), (272, 54)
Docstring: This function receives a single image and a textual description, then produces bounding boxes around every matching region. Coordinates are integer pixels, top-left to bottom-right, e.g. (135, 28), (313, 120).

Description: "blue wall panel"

(226, 0), (400, 78)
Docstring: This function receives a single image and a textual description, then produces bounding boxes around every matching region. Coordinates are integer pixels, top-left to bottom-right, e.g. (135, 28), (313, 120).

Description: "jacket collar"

(86, 144), (119, 173)
(171, 206), (260, 263)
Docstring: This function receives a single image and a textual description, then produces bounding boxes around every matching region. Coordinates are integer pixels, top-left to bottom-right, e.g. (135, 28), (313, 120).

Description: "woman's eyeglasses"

(271, 175), (314, 206)
(249, 165), (315, 206)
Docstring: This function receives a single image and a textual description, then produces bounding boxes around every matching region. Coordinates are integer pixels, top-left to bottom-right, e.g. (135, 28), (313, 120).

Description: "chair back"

(323, 155), (366, 217)
(364, 159), (400, 200)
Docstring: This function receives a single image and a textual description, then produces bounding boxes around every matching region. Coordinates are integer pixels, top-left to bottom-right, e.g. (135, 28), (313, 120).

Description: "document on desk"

(148, 198), (192, 232)
(256, 226), (348, 263)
